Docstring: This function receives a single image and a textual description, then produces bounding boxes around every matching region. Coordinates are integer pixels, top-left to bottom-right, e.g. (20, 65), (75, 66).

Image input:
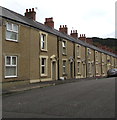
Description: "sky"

(1, 0), (116, 38)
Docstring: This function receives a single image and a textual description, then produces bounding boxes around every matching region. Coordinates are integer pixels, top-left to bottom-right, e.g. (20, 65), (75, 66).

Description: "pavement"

(2, 77), (103, 95)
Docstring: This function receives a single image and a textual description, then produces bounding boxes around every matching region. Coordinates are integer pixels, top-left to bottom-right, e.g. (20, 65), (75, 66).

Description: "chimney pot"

(70, 29), (78, 38)
(26, 9), (28, 12)
(44, 17), (54, 28)
(59, 25), (68, 34)
(32, 8), (34, 11)
(25, 8), (36, 21)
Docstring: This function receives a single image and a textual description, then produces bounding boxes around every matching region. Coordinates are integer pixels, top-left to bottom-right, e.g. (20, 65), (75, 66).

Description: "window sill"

(77, 56), (81, 59)
(62, 73), (67, 76)
(41, 49), (48, 52)
(62, 53), (67, 56)
(77, 73), (81, 75)
(5, 76), (17, 79)
(6, 39), (18, 42)
(41, 74), (47, 77)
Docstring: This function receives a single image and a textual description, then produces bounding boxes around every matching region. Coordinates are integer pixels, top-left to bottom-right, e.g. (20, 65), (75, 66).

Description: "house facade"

(1, 7), (117, 84)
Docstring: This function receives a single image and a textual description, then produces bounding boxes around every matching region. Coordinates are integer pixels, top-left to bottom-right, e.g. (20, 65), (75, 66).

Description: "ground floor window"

(77, 61), (81, 74)
(40, 56), (48, 76)
(63, 60), (67, 74)
(5, 56), (17, 78)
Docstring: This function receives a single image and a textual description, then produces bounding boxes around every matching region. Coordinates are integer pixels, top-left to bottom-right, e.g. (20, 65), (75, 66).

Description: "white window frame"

(87, 48), (91, 55)
(76, 45), (81, 58)
(77, 61), (81, 74)
(6, 22), (19, 42)
(62, 40), (67, 55)
(5, 56), (17, 78)
(102, 53), (104, 63)
(40, 32), (48, 51)
(40, 56), (48, 76)
(62, 60), (67, 74)
(88, 62), (91, 74)
(95, 51), (98, 62)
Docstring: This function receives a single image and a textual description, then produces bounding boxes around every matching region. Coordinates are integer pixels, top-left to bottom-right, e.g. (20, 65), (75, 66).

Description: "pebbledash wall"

(1, 7), (117, 84)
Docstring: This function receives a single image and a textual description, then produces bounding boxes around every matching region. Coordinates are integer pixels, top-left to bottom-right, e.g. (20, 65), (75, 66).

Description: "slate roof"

(0, 6), (117, 57)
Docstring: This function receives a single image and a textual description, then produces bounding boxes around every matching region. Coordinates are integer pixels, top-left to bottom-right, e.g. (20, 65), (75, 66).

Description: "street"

(2, 77), (116, 118)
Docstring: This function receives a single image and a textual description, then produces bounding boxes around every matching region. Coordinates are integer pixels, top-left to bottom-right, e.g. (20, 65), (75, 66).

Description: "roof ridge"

(0, 6), (117, 57)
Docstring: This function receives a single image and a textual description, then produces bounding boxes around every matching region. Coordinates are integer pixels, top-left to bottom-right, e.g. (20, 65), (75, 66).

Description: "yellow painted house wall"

(86, 48), (95, 77)
(101, 53), (107, 76)
(114, 57), (117, 68)
(75, 44), (86, 78)
(2, 20), (30, 82)
(1, 17), (117, 84)
(107, 55), (111, 71)
(37, 31), (58, 82)
(111, 56), (115, 69)
(0, 18), (2, 82)
(95, 51), (102, 77)
(58, 38), (74, 80)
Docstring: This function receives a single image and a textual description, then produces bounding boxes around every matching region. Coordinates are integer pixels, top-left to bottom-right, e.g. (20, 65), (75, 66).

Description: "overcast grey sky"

(1, 0), (116, 38)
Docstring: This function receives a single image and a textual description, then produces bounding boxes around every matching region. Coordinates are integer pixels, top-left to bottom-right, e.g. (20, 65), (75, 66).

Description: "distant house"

(0, 6), (117, 85)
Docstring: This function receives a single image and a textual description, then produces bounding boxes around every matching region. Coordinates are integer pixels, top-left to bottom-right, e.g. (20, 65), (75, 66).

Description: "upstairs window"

(87, 48), (91, 59)
(77, 45), (81, 58)
(62, 40), (67, 55)
(40, 33), (47, 51)
(6, 22), (18, 41)
(95, 51), (98, 62)
(102, 53), (104, 63)
(5, 56), (17, 78)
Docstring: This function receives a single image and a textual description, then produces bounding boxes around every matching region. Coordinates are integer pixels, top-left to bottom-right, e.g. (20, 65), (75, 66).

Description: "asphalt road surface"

(2, 77), (116, 118)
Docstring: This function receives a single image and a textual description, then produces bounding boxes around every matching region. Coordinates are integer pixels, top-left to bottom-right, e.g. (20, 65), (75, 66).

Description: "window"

(6, 22), (18, 41)
(77, 45), (81, 57)
(62, 40), (67, 55)
(40, 33), (47, 51)
(87, 48), (91, 59)
(63, 60), (67, 74)
(87, 48), (91, 55)
(5, 56), (17, 78)
(102, 53), (104, 63)
(95, 51), (98, 62)
(77, 61), (81, 74)
(40, 57), (48, 76)
(88, 62), (91, 74)
(96, 65), (98, 74)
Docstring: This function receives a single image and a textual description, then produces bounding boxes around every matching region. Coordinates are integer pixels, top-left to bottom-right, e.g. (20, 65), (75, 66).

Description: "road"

(2, 77), (116, 118)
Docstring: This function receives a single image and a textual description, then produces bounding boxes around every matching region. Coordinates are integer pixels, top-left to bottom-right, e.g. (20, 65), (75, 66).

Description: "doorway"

(70, 62), (73, 78)
(52, 61), (56, 80)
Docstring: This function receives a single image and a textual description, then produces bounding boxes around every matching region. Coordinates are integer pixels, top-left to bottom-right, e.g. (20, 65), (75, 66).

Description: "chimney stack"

(59, 25), (68, 34)
(44, 17), (54, 28)
(25, 8), (36, 21)
(79, 34), (86, 42)
(70, 30), (78, 39)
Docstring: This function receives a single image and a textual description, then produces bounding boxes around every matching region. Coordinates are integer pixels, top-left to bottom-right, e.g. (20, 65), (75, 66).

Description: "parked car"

(107, 68), (117, 77)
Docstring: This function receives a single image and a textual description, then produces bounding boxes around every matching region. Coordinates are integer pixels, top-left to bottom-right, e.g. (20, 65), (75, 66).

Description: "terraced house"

(0, 6), (117, 85)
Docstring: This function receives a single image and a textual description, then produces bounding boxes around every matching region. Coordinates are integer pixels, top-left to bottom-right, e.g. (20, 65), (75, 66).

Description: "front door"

(52, 61), (56, 80)
(83, 64), (86, 78)
(70, 62), (73, 78)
